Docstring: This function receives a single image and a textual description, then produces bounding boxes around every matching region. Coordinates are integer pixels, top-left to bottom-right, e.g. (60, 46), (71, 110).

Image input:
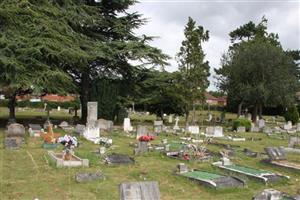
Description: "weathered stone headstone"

(263, 126), (272, 134)
(28, 124), (42, 137)
(253, 189), (283, 200)
(75, 172), (104, 183)
(83, 102), (100, 142)
(96, 119), (113, 132)
(136, 125), (148, 139)
(173, 116), (180, 130)
(237, 126), (246, 133)
(123, 118), (133, 132)
(288, 136), (300, 148)
(258, 119), (265, 129)
(265, 147), (286, 160)
(177, 163), (188, 173)
(188, 126), (200, 134)
(168, 115), (173, 123)
(283, 121), (292, 130)
(297, 123), (300, 132)
(59, 121), (69, 128)
(246, 113), (252, 121)
(154, 121), (163, 133)
(87, 102), (98, 122)
(75, 124), (85, 135)
(206, 126), (223, 137)
(5, 123), (25, 149)
(135, 141), (148, 155)
(119, 181), (160, 200)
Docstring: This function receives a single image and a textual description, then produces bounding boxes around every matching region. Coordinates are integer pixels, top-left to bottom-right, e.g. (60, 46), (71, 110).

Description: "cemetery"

(0, 0), (299, 200)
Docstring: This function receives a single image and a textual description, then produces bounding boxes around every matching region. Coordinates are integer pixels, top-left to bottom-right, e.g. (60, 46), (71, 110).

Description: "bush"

(232, 118), (251, 131)
(284, 106), (299, 124)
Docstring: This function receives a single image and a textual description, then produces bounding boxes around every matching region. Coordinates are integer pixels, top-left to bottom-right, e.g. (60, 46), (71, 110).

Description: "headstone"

(258, 119), (265, 129)
(154, 121), (163, 133)
(173, 116), (180, 130)
(135, 141), (148, 155)
(57, 106), (61, 111)
(253, 189), (283, 200)
(75, 172), (104, 183)
(263, 126), (272, 134)
(123, 118), (133, 132)
(119, 181), (160, 200)
(297, 123), (300, 132)
(28, 124), (42, 137)
(75, 124), (85, 135)
(136, 125), (148, 139)
(188, 126), (200, 134)
(168, 115), (173, 123)
(7, 123), (25, 137)
(283, 121), (292, 130)
(87, 102), (98, 123)
(96, 119), (113, 132)
(206, 126), (223, 137)
(177, 163), (188, 173)
(237, 126), (246, 133)
(83, 102), (100, 142)
(5, 123), (25, 149)
(251, 123), (260, 132)
(246, 113), (252, 121)
(59, 121), (69, 128)
(288, 137), (300, 148)
(265, 147), (286, 161)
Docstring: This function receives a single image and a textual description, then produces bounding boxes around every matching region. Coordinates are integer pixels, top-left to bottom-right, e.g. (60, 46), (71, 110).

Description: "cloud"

(129, 1), (300, 90)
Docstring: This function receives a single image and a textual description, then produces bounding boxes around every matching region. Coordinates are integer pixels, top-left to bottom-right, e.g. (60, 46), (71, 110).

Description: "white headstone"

(123, 118), (133, 132)
(173, 116), (180, 130)
(188, 126), (199, 134)
(283, 121), (293, 130)
(57, 106), (61, 111)
(87, 102), (98, 123)
(168, 115), (173, 123)
(297, 123), (300, 132)
(205, 126), (223, 137)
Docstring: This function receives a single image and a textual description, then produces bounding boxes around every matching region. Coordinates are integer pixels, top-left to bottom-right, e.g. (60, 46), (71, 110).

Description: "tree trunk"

(8, 93), (17, 122)
(192, 102), (196, 125)
(258, 103), (263, 119)
(80, 72), (90, 123)
(251, 104), (258, 123)
(237, 102), (243, 117)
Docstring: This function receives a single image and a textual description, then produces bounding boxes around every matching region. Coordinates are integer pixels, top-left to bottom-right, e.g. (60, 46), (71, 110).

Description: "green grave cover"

(182, 171), (223, 181)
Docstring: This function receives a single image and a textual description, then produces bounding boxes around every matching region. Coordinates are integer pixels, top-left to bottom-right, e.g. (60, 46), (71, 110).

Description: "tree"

(0, 0), (76, 121)
(64, 0), (169, 122)
(176, 17), (210, 125)
(133, 69), (185, 119)
(216, 17), (299, 122)
(0, 0), (169, 122)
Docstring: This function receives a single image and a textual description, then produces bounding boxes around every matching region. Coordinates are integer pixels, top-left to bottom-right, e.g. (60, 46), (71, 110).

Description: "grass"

(0, 107), (299, 200)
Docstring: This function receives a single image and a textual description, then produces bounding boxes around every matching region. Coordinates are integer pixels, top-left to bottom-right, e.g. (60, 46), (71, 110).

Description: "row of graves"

(3, 102), (300, 200)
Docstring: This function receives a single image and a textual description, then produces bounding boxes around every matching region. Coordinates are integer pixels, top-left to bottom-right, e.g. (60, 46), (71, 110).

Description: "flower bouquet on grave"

(41, 124), (60, 149)
(138, 135), (155, 142)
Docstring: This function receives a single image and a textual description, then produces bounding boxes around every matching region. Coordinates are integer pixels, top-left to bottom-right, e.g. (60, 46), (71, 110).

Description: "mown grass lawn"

(0, 128), (299, 200)
(0, 107), (299, 200)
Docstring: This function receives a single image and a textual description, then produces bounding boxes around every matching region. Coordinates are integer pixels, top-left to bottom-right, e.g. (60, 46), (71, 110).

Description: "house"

(16, 94), (75, 102)
(205, 92), (227, 106)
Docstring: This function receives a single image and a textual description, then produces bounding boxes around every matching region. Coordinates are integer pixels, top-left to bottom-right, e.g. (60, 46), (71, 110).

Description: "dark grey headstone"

(75, 172), (104, 183)
(119, 181), (160, 200)
(105, 154), (134, 164)
(29, 124), (42, 131)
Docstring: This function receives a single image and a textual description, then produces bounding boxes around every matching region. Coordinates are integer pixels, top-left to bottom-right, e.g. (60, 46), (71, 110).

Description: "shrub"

(232, 118), (251, 131)
(284, 106), (299, 124)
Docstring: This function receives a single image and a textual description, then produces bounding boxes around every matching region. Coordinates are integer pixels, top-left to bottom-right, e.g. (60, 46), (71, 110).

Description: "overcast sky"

(129, 0), (300, 90)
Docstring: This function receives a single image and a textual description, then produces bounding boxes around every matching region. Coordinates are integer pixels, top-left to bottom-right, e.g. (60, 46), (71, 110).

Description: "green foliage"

(215, 17), (299, 118)
(133, 69), (185, 118)
(90, 78), (121, 120)
(284, 106), (299, 124)
(176, 17), (210, 121)
(232, 118), (251, 131)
